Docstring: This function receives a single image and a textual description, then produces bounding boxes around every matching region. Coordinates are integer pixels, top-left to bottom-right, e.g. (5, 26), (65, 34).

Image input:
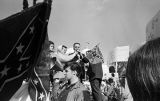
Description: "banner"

(86, 44), (104, 64)
(0, 2), (51, 101)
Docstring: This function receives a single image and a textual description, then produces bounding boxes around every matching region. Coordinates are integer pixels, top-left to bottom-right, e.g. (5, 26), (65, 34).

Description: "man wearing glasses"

(69, 43), (89, 83)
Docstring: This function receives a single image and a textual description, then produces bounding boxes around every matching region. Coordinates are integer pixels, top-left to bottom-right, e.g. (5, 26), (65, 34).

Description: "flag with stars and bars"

(86, 44), (104, 64)
(29, 67), (50, 101)
(0, 2), (51, 101)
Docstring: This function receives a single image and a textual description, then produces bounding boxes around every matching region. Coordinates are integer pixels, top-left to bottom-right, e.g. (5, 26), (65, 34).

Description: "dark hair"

(49, 40), (54, 45)
(126, 38), (160, 101)
(111, 73), (115, 77)
(108, 78), (114, 84)
(109, 66), (115, 73)
(64, 62), (82, 77)
(62, 45), (67, 49)
(73, 42), (80, 47)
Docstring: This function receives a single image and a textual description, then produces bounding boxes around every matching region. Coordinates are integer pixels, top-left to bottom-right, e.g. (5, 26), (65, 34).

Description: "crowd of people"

(4, 0), (160, 101)
(46, 37), (160, 101)
(47, 41), (103, 101)
(11, 36), (160, 101)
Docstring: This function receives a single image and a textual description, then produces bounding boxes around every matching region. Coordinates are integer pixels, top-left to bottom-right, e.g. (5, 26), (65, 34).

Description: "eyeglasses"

(75, 46), (80, 48)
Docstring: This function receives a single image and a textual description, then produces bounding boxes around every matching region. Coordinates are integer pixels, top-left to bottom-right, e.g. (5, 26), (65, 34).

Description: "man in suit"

(86, 50), (103, 101)
(69, 43), (89, 82)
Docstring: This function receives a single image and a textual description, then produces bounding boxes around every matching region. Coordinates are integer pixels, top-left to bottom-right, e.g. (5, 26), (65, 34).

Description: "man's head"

(73, 43), (81, 52)
(64, 62), (82, 80)
(57, 45), (67, 54)
(108, 78), (114, 85)
(62, 45), (67, 54)
(126, 37), (160, 101)
(86, 50), (92, 59)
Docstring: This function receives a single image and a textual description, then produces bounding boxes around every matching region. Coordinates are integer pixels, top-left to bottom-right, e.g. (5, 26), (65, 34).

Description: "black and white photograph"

(0, 0), (160, 101)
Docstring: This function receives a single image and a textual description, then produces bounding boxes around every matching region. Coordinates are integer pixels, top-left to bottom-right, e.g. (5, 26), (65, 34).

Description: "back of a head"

(64, 62), (82, 78)
(126, 38), (160, 101)
(109, 66), (116, 73)
(108, 78), (114, 85)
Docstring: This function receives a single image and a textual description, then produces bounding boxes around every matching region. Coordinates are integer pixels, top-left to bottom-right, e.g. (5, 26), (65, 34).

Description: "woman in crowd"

(126, 37), (160, 101)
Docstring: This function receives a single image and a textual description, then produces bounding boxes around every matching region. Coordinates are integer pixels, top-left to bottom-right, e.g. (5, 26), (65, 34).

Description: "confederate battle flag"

(0, 2), (51, 101)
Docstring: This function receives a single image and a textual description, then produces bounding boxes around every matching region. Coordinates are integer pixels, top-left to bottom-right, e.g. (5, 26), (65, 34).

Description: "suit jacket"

(69, 52), (103, 81)
(69, 52), (88, 63)
(69, 53), (89, 79)
(87, 62), (103, 81)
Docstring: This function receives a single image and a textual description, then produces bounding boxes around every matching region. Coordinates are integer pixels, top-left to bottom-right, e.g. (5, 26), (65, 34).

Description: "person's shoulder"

(78, 83), (89, 91)
(77, 84), (91, 99)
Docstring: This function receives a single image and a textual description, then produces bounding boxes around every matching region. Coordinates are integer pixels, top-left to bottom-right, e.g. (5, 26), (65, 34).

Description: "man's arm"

(57, 52), (76, 62)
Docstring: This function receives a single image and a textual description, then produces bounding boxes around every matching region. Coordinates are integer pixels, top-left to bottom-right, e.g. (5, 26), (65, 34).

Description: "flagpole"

(23, 0), (28, 10)
(33, 0), (37, 5)
(42, 0), (53, 99)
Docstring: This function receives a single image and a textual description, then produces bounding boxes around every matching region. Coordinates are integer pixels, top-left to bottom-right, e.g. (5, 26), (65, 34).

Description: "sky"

(1, 0), (160, 62)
